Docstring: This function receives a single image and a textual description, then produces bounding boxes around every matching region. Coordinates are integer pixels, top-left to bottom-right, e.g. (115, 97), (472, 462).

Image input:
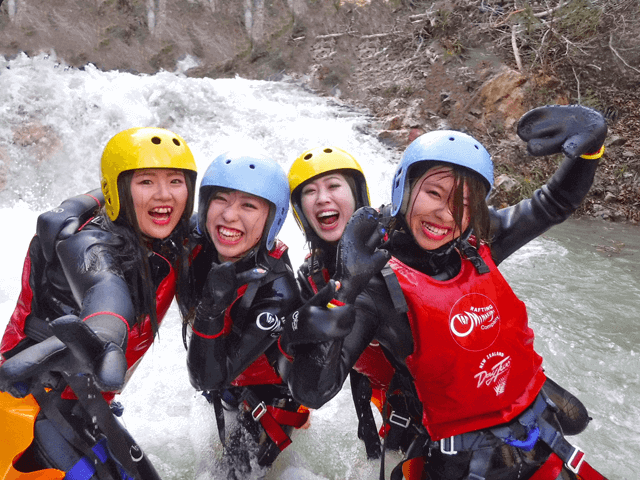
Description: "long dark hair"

(92, 169), (195, 337)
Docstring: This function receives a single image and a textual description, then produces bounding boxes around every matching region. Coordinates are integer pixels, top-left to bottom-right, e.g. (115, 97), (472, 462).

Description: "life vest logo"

(474, 352), (511, 396)
(449, 293), (500, 351)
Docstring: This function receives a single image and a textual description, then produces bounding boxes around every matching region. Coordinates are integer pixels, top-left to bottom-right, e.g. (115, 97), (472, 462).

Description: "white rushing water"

(0, 53), (638, 479)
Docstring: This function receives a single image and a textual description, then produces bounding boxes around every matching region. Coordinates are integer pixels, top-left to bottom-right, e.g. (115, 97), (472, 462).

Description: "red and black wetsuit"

(1, 191), (179, 480)
(286, 154), (600, 479)
(185, 235), (304, 470)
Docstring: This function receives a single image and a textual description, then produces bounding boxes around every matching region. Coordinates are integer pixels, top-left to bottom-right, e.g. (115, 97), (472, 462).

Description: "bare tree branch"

(512, 24), (523, 71)
(609, 33), (640, 75)
(572, 66), (581, 104)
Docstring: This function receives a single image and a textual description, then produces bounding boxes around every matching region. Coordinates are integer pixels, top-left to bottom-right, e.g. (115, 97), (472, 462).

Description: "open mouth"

(422, 221), (450, 239)
(149, 207), (173, 225)
(217, 225), (244, 244)
(316, 210), (339, 228)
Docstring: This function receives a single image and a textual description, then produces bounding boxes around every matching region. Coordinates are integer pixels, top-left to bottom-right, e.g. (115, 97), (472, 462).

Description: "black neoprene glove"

(280, 280), (355, 351)
(334, 206), (390, 304)
(0, 315), (127, 397)
(193, 262), (267, 336)
(517, 105), (607, 160)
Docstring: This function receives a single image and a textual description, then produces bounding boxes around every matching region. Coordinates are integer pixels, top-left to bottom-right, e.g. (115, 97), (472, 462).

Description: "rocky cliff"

(1, 0), (638, 222)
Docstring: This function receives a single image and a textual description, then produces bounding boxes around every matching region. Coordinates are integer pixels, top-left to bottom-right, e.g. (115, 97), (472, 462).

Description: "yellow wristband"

(580, 145), (605, 160)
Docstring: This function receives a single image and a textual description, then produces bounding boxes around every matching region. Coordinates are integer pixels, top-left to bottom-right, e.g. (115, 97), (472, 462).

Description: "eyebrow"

(134, 169), (184, 177)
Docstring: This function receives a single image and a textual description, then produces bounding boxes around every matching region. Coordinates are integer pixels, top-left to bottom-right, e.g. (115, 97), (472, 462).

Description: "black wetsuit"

(184, 234), (303, 474)
(286, 154), (599, 479)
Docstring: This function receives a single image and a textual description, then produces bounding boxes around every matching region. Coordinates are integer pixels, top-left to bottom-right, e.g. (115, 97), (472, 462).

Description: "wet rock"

(494, 174), (519, 192)
(606, 135), (627, 147)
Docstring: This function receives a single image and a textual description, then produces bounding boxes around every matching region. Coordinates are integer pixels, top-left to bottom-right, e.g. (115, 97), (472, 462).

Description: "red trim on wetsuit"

(277, 337), (293, 363)
(1, 249), (35, 358)
(191, 284), (249, 339)
(82, 311), (130, 334)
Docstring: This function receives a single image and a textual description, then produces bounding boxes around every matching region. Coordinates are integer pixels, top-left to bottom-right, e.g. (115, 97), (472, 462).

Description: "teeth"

(423, 222), (448, 236)
(318, 210), (338, 219)
(219, 226), (242, 238)
(151, 207), (172, 214)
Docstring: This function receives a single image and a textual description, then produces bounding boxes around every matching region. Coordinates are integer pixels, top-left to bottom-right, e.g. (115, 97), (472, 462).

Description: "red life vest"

(388, 244), (546, 440)
(229, 240), (287, 387)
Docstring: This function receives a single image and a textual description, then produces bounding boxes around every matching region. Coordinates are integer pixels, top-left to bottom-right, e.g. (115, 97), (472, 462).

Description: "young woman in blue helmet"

(282, 105), (609, 479)
(0, 127), (198, 480)
(181, 150), (304, 478)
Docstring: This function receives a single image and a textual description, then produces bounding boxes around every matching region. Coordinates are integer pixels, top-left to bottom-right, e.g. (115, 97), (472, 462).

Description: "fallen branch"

(609, 33), (640, 75)
(532, 0), (566, 18)
(511, 24), (522, 71)
(316, 33), (347, 40)
(492, 8), (525, 28)
(572, 66), (581, 104)
(360, 32), (397, 39)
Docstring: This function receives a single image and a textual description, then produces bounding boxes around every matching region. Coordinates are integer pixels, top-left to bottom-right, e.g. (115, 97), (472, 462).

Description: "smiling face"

(130, 168), (188, 239)
(206, 189), (270, 263)
(300, 172), (357, 244)
(406, 165), (470, 251)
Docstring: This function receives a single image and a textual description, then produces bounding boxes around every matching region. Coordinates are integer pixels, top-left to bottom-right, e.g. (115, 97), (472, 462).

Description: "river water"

(0, 53), (638, 479)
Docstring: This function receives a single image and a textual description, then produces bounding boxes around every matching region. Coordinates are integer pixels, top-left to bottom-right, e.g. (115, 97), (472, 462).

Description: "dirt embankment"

(1, 0), (639, 223)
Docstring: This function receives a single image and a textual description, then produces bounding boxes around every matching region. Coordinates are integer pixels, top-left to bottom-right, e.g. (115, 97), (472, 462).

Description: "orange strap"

(246, 402), (310, 452)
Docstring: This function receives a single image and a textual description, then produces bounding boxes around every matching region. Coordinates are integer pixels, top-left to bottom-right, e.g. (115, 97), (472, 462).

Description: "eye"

(170, 177), (185, 184)
(243, 202), (258, 210)
(329, 183), (342, 190)
(301, 187), (316, 196)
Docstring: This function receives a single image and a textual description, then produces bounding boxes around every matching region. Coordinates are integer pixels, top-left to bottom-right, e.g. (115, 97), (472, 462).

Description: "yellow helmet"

(288, 146), (370, 243)
(100, 127), (198, 221)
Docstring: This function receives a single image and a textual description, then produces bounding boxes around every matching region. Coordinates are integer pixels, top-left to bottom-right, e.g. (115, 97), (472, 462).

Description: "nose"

(153, 179), (172, 200)
(434, 197), (454, 220)
(316, 185), (330, 204)
(221, 200), (240, 222)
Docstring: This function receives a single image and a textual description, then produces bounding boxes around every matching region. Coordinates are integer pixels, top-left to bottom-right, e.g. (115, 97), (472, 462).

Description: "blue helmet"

(198, 150), (290, 250)
(390, 130), (493, 216)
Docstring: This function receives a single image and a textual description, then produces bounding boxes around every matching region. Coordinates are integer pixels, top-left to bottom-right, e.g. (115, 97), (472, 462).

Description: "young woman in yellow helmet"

(0, 127), (197, 480)
(284, 146), (416, 459)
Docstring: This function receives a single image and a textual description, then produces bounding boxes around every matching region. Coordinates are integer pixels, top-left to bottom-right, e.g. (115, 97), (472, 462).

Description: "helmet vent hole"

(448, 137), (455, 141)
(225, 160), (232, 164)
(474, 145), (479, 150)
(324, 148), (333, 153)
(151, 136), (161, 145)
(304, 153), (313, 160)
(172, 138), (181, 146)
(250, 164), (256, 169)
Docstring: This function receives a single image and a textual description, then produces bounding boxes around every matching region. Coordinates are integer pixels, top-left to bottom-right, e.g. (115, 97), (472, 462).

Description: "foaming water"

(500, 219), (640, 479)
(1, 54), (638, 479)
